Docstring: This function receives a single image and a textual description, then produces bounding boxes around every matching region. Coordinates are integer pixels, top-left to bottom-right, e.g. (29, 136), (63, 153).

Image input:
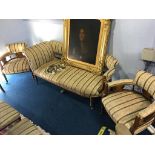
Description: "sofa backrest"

(24, 42), (54, 71)
(103, 55), (118, 81)
(6, 42), (27, 53)
(49, 41), (63, 58)
(133, 70), (155, 99)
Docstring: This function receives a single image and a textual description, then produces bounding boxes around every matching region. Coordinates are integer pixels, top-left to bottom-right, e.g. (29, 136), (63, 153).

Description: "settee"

(24, 41), (118, 107)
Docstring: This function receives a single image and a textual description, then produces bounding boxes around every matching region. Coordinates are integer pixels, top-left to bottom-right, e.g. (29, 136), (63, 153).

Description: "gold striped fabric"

(133, 70), (155, 99)
(34, 60), (104, 97)
(5, 118), (43, 135)
(105, 55), (118, 69)
(6, 42), (27, 53)
(24, 42), (54, 71)
(102, 91), (150, 133)
(49, 41), (63, 58)
(0, 101), (20, 130)
(138, 102), (155, 119)
(103, 55), (118, 81)
(2, 57), (30, 74)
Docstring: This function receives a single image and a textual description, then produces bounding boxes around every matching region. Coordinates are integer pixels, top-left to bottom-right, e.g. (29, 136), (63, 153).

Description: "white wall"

(108, 19), (155, 79)
(0, 19), (63, 55)
(0, 19), (155, 79)
(0, 19), (30, 53)
(25, 19), (63, 45)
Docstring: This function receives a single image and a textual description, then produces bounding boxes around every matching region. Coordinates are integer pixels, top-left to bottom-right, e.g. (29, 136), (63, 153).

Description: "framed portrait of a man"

(63, 19), (111, 75)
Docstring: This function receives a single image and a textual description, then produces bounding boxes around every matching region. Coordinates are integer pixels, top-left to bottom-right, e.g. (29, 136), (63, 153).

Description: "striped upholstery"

(34, 60), (104, 97)
(7, 42), (27, 53)
(138, 102), (155, 119)
(133, 70), (155, 99)
(2, 57), (30, 74)
(103, 55), (118, 81)
(49, 41), (63, 58)
(102, 91), (150, 133)
(24, 42), (54, 71)
(5, 118), (43, 135)
(0, 101), (20, 130)
(105, 55), (118, 69)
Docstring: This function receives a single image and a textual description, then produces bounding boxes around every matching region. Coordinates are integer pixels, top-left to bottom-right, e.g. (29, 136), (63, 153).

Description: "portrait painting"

(63, 19), (111, 74)
(68, 19), (101, 64)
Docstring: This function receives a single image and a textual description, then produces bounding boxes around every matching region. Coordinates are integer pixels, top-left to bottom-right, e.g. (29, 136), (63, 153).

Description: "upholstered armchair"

(102, 70), (155, 135)
(0, 42), (30, 82)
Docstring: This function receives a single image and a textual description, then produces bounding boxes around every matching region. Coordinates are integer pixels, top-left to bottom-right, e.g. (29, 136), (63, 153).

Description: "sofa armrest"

(0, 51), (11, 61)
(138, 102), (155, 119)
(103, 68), (115, 81)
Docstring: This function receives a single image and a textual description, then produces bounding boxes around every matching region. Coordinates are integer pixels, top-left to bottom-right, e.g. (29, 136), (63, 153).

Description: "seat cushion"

(34, 60), (104, 97)
(102, 91), (150, 130)
(2, 57), (30, 74)
(0, 101), (20, 130)
(5, 118), (43, 135)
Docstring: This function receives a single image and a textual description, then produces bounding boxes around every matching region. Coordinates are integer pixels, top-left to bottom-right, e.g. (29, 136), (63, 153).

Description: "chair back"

(6, 42), (27, 53)
(133, 70), (155, 99)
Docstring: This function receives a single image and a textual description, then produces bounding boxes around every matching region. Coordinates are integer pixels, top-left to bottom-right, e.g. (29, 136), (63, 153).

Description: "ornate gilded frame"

(63, 19), (111, 75)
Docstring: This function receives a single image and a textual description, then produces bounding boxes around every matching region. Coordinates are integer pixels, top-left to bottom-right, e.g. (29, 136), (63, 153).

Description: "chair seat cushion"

(102, 91), (150, 129)
(5, 118), (43, 135)
(34, 60), (104, 97)
(2, 57), (30, 74)
(0, 101), (20, 130)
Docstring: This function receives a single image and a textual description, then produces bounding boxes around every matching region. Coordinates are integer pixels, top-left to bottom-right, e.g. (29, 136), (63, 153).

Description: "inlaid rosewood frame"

(63, 19), (111, 75)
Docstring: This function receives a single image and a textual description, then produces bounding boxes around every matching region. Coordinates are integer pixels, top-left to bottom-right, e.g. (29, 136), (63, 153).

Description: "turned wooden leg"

(90, 97), (94, 110)
(35, 76), (39, 84)
(60, 89), (65, 93)
(0, 84), (5, 93)
(2, 73), (8, 83)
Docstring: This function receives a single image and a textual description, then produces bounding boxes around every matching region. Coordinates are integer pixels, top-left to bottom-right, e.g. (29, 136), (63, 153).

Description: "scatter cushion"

(133, 70), (155, 99)
(34, 60), (105, 97)
(0, 101), (20, 130)
(2, 57), (30, 74)
(5, 118), (43, 135)
(102, 91), (150, 130)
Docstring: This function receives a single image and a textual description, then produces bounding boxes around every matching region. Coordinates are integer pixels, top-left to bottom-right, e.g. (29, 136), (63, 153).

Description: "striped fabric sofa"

(24, 41), (118, 107)
(0, 42), (30, 82)
(102, 70), (155, 134)
(0, 101), (47, 135)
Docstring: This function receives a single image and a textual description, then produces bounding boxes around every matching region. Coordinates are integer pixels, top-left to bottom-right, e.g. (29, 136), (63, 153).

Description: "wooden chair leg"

(0, 84), (5, 93)
(2, 73), (8, 83)
(35, 76), (39, 84)
(90, 97), (94, 110)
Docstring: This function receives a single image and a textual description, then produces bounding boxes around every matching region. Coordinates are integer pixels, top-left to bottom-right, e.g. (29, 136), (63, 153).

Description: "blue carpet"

(0, 72), (151, 135)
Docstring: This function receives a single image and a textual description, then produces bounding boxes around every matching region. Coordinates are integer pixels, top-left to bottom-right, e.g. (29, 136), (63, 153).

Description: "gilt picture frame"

(63, 19), (111, 75)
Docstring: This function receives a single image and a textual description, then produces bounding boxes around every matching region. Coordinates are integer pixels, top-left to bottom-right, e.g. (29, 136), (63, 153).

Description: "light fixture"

(141, 48), (155, 72)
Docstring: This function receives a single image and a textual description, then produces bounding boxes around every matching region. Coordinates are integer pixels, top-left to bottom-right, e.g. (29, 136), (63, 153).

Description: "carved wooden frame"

(63, 19), (111, 75)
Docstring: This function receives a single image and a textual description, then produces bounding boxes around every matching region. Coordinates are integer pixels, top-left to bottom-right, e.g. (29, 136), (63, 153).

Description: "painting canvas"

(68, 19), (101, 65)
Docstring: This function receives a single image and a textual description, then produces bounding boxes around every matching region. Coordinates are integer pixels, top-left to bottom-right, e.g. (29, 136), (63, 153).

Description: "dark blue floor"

(0, 72), (115, 135)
